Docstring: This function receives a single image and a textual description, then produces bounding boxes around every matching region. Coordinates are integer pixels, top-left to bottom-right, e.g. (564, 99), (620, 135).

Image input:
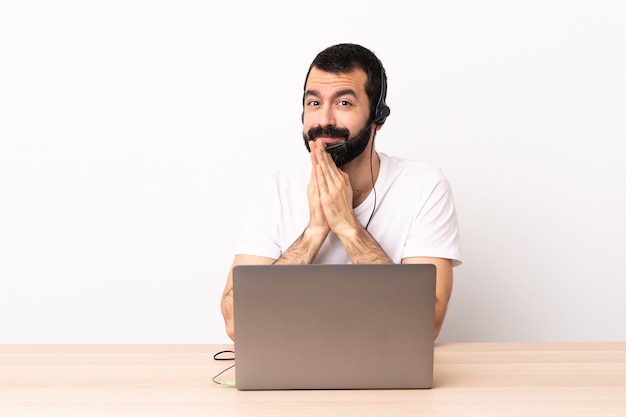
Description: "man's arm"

(402, 256), (453, 340)
(221, 254), (275, 341)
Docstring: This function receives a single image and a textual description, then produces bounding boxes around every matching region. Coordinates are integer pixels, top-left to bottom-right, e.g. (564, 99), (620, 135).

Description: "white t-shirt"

(235, 152), (462, 266)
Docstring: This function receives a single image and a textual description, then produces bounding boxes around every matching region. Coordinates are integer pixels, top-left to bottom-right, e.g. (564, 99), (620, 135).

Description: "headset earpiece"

(372, 102), (390, 125)
(372, 59), (390, 125)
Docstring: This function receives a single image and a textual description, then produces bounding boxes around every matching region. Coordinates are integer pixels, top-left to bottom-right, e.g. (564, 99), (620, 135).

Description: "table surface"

(1, 342), (625, 417)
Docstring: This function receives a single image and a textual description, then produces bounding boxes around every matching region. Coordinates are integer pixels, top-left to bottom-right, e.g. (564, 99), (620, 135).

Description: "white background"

(1, 1), (625, 343)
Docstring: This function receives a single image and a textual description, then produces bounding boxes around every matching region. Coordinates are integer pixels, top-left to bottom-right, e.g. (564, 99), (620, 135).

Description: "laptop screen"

(233, 264), (436, 390)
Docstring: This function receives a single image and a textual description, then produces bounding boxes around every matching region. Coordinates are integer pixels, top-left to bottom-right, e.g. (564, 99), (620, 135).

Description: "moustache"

(306, 126), (350, 142)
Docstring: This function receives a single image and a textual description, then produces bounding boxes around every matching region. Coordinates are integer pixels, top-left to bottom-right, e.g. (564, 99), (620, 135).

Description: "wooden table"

(1, 343), (625, 416)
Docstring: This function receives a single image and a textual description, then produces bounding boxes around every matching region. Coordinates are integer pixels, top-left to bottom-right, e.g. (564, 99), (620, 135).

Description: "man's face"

(302, 67), (373, 167)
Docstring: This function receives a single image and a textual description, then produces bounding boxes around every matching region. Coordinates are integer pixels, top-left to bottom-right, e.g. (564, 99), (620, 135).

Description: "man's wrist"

(338, 225), (393, 264)
(275, 226), (328, 265)
(302, 224), (329, 248)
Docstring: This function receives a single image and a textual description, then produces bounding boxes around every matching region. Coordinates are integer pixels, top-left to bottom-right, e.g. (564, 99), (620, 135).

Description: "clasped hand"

(307, 140), (358, 238)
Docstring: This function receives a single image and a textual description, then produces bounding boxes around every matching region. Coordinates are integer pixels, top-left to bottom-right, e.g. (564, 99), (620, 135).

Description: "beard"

(302, 122), (373, 167)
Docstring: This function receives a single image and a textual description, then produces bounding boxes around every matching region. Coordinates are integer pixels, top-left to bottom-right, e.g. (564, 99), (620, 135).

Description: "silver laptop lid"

(233, 264), (436, 390)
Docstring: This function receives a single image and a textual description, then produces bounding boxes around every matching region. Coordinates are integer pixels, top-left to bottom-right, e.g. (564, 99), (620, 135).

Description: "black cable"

(212, 350), (236, 387)
(364, 134), (377, 230)
(213, 350), (235, 361)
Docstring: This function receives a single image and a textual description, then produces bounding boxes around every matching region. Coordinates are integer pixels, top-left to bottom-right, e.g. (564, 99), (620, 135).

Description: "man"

(221, 43), (462, 340)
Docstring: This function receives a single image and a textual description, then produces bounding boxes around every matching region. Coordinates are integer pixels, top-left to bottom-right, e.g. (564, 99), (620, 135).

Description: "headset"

(302, 58), (391, 126)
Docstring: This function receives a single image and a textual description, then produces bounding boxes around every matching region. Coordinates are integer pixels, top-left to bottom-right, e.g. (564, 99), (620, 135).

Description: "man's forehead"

(305, 67), (368, 93)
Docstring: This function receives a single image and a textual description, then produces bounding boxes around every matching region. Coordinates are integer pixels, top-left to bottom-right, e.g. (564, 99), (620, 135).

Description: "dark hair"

(303, 43), (387, 121)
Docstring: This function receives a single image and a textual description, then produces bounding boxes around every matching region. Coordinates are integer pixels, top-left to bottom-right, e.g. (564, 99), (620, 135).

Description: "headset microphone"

(323, 122), (375, 150)
(324, 141), (348, 151)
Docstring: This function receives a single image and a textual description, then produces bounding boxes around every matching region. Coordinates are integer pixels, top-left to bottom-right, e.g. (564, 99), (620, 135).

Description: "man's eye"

(338, 100), (351, 106)
(307, 100), (320, 107)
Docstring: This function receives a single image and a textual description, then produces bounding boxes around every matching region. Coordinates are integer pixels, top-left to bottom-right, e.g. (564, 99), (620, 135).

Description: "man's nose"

(317, 105), (336, 127)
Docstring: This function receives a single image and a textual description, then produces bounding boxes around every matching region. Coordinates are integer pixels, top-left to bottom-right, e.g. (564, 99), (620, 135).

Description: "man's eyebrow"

(304, 88), (358, 100)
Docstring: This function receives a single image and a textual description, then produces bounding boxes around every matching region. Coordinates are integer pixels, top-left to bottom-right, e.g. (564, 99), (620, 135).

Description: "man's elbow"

(221, 295), (236, 342)
(226, 324), (235, 342)
(434, 323), (442, 340)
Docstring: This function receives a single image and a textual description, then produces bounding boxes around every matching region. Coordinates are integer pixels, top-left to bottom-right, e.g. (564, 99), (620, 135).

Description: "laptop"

(232, 263), (436, 390)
